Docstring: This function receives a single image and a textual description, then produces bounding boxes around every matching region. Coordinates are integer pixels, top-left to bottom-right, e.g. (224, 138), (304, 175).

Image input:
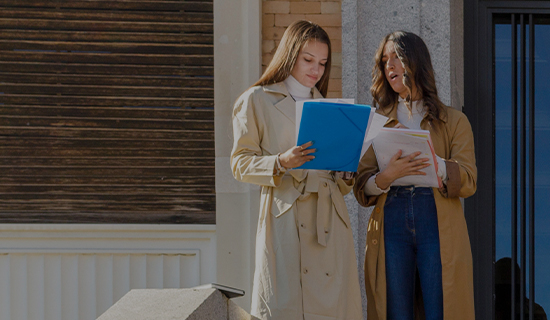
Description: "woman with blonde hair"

(231, 20), (363, 320)
(354, 31), (477, 320)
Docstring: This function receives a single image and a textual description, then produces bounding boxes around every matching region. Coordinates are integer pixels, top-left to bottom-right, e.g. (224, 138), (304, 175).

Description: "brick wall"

(262, 0), (342, 98)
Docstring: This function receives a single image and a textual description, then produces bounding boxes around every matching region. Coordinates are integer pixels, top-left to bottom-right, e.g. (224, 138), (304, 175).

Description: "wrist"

(374, 172), (391, 191)
(276, 153), (287, 173)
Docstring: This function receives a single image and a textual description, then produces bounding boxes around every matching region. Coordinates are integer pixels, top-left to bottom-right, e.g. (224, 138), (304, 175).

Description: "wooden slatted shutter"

(0, 0), (215, 223)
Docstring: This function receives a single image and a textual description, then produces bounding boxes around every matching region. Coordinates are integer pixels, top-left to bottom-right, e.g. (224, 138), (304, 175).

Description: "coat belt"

(292, 171), (350, 247)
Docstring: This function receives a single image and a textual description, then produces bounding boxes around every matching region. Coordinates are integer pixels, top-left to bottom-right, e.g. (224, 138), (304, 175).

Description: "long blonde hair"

(253, 20), (332, 97)
(371, 31), (446, 123)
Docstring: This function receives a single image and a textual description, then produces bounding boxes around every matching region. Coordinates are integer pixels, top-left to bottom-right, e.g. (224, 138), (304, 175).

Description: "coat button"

(324, 227), (329, 234)
(303, 268), (308, 274)
(300, 223), (305, 228)
(375, 207), (381, 214)
(372, 239), (378, 245)
(325, 272), (330, 277)
(323, 182), (328, 187)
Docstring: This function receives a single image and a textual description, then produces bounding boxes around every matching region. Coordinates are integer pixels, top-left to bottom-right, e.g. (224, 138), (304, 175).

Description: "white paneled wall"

(0, 224), (216, 320)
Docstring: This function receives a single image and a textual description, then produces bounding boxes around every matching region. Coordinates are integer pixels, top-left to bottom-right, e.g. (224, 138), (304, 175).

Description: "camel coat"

(353, 104), (477, 320)
(231, 82), (363, 320)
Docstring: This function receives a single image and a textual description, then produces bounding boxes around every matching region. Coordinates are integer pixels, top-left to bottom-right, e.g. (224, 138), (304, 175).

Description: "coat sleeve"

(230, 89), (283, 187)
(353, 145), (380, 207)
(442, 112), (477, 198)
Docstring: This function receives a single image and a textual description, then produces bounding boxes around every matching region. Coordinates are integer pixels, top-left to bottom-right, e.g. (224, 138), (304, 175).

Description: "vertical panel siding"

(11, 254), (28, 320)
(43, 255), (62, 320)
(0, 252), (201, 320)
(0, 255), (11, 320)
(112, 255), (131, 304)
(27, 255), (45, 320)
(60, 255), (79, 320)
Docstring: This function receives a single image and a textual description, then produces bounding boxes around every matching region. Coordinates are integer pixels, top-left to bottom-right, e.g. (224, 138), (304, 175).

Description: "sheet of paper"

(360, 112), (388, 158)
(295, 98), (354, 143)
(372, 128), (440, 187)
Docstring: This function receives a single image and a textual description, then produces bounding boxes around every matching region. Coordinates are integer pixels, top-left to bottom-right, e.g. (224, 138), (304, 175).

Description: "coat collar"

(263, 81), (323, 124)
(263, 81), (323, 98)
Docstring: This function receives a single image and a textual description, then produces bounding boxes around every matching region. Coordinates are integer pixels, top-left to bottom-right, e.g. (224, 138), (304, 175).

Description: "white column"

(214, 0), (262, 311)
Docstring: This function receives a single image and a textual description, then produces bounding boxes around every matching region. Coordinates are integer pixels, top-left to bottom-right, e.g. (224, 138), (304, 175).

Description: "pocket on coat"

(272, 178), (302, 217)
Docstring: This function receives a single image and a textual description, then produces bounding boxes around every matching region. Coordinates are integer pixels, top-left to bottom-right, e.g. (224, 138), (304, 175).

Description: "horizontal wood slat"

(0, 0), (213, 12)
(1, 139), (214, 150)
(1, 118), (213, 131)
(0, 212), (214, 224)
(0, 40), (213, 54)
(2, 167), (214, 177)
(0, 51), (213, 65)
(0, 157), (214, 167)
(0, 19), (213, 33)
(1, 156), (214, 168)
(0, 74), (213, 87)
(0, 0), (215, 224)
(1, 186), (215, 195)
(0, 10), (213, 24)
(0, 106), (214, 119)
(0, 176), (215, 186)
(1, 148), (215, 158)
(0, 62), (213, 76)
(0, 30), (214, 44)
(1, 95), (214, 107)
(0, 84), (213, 98)
(0, 128), (214, 140)
(2, 83), (213, 97)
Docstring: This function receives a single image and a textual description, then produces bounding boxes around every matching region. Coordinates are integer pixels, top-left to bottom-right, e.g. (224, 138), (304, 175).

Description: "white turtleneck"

(397, 97), (424, 130)
(364, 97), (448, 195)
(284, 75), (313, 101)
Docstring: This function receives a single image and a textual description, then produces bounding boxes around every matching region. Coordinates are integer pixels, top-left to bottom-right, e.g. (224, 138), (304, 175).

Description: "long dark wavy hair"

(371, 31), (446, 123)
(253, 20), (332, 97)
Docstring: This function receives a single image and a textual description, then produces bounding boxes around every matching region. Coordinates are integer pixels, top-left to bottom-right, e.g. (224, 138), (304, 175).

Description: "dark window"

(465, 2), (550, 319)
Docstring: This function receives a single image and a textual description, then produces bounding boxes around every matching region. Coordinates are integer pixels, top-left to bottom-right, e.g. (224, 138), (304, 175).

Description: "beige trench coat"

(231, 82), (363, 320)
(353, 104), (477, 320)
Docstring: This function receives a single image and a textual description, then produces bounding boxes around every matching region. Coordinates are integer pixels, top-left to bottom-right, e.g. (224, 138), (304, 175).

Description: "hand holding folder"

(295, 101), (375, 171)
(372, 128), (442, 188)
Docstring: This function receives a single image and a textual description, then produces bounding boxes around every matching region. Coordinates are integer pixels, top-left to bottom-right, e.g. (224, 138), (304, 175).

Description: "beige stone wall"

(262, 0), (343, 98)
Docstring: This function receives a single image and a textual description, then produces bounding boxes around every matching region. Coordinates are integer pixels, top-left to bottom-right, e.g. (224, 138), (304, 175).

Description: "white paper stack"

(372, 128), (442, 188)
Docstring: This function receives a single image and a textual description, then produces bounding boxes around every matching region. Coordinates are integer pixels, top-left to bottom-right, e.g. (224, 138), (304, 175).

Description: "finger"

(409, 158), (430, 166)
(409, 163), (431, 173)
(412, 162), (431, 169)
(302, 148), (316, 155)
(406, 151), (423, 160)
(300, 141), (314, 150)
(391, 150), (403, 161)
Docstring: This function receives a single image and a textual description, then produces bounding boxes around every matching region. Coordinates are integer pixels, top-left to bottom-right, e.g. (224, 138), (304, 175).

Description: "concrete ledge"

(97, 288), (258, 320)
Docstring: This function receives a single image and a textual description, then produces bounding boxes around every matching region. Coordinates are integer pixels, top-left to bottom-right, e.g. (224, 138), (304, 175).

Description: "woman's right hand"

(279, 141), (316, 169)
(374, 150), (431, 190)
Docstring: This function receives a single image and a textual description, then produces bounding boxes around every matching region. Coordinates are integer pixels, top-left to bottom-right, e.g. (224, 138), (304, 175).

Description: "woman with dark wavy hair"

(354, 31), (477, 320)
(231, 20), (363, 320)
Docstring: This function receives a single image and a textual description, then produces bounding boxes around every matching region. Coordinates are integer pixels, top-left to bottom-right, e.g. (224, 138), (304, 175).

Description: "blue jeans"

(384, 186), (443, 320)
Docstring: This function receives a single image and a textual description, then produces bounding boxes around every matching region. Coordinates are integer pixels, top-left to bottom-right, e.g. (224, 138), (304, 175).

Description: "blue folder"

(296, 101), (373, 171)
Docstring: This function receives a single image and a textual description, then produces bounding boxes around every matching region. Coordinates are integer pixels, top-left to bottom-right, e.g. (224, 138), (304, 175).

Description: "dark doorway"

(465, 2), (550, 319)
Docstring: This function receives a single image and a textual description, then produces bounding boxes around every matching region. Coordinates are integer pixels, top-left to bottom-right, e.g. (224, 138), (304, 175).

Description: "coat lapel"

(263, 82), (324, 125)
(263, 82), (295, 123)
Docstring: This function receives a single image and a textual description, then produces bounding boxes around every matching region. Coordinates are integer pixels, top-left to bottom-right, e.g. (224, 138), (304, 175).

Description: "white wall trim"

(0, 224), (217, 320)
